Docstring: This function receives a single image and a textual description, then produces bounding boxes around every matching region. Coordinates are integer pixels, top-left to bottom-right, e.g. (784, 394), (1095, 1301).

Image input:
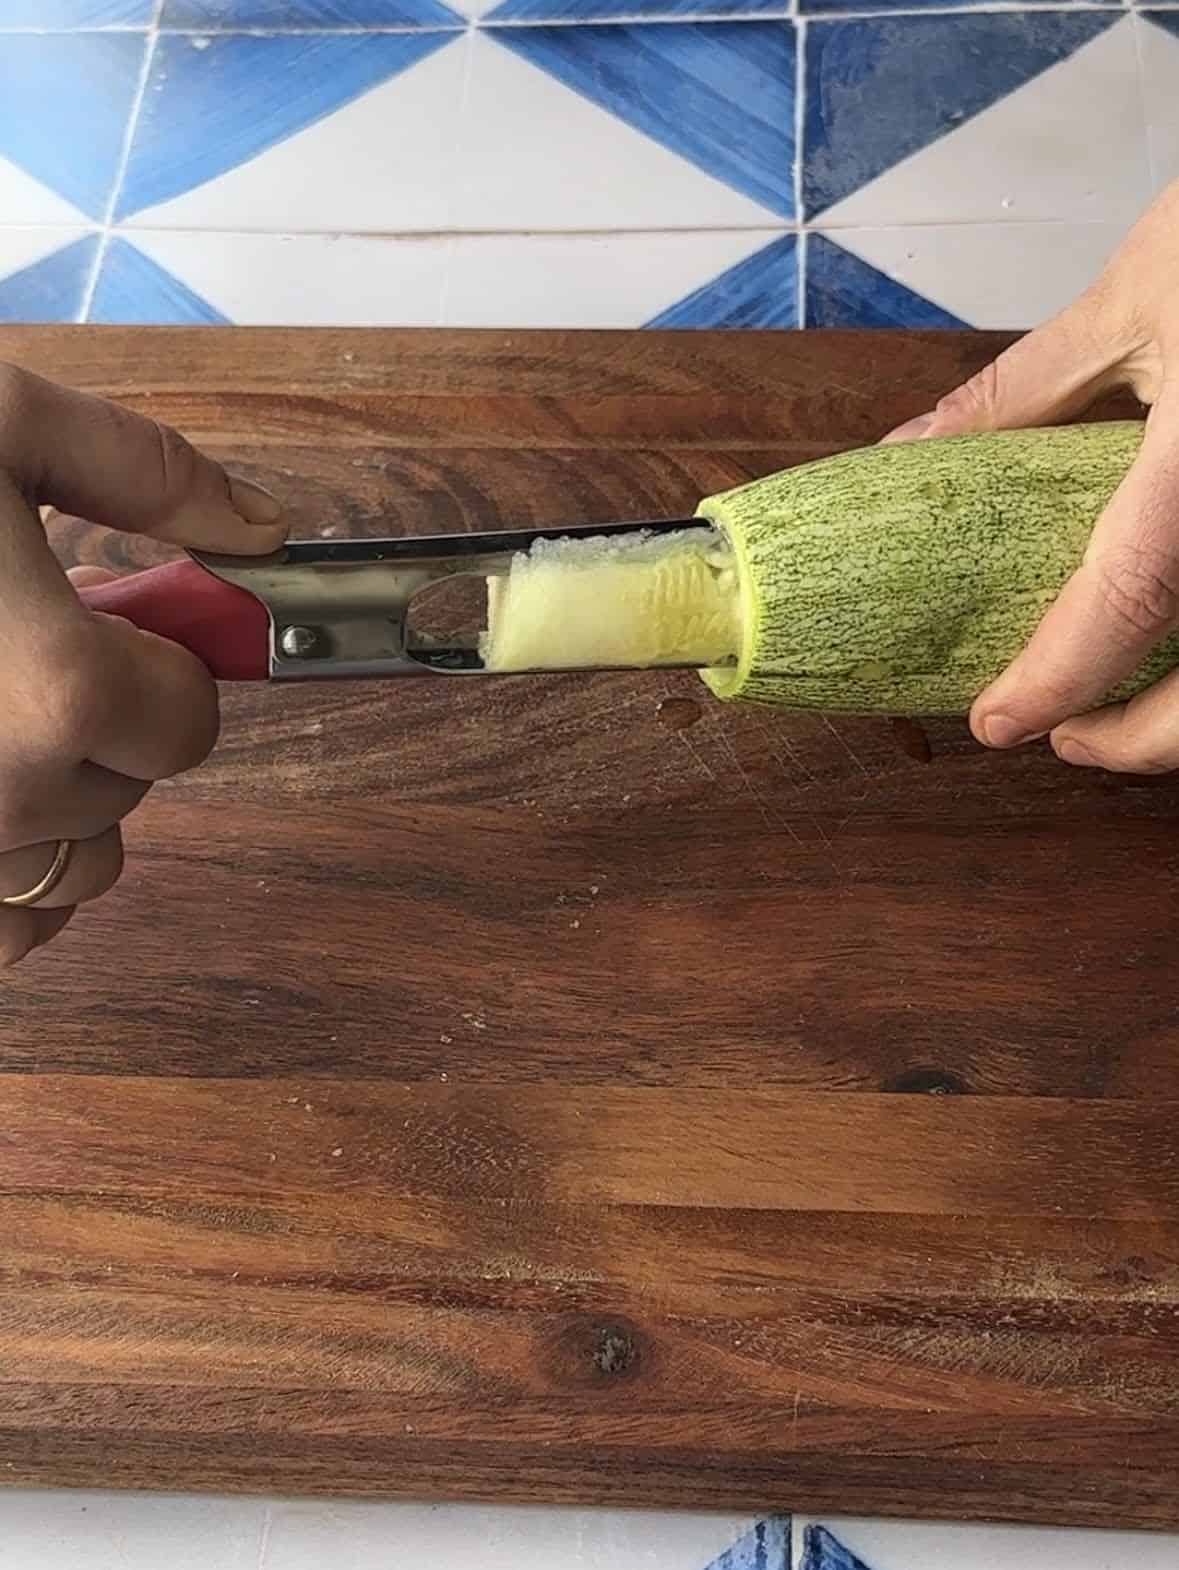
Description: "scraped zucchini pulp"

(482, 423), (1179, 716)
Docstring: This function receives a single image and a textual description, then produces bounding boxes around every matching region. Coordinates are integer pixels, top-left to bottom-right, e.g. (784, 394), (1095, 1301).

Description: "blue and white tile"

(0, 229), (96, 324)
(90, 230), (450, 324)
(800, 0), (1118, 12)
(481, 23), (795, 221)
(808, 221), (1122, 329)
(0, 155), (90, 229)
(646, 232), (797, 327)
(793, 1518), (1179, 1570)
(159, 0), (467, 29)
(444, 229), (794, 327)
(118, 31), (465, 231)
(1140, 14), (1179, 191)
(805, 14), (1147, 225)
(261, 1501), (788, 1568)
(452, 27), (789, 231)
(0, 33), (147, 223)
(486, 0), (788, 22)
(0, 0), (153, 23)
(805, 233), (966, 327)
(90, 228), (800, 328)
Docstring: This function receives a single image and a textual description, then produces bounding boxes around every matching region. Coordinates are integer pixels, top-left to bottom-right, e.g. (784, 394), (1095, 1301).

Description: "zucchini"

(701, 421), (1179, 715)
(482, 422), (1179, 716)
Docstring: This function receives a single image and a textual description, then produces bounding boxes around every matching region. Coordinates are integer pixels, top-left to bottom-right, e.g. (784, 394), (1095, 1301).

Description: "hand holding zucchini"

(881, 178), (1179, 774)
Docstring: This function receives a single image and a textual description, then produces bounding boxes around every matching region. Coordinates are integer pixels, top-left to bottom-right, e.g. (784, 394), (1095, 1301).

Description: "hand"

(0, 365), (286, 966)
(883, 180), (1179, 773)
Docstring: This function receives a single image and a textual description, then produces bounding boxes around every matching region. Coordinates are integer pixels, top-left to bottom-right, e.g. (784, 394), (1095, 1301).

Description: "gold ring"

(0, 841), (74, 909)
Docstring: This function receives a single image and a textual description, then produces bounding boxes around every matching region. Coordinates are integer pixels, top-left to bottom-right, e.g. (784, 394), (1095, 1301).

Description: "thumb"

(881, 297), (1128, 443)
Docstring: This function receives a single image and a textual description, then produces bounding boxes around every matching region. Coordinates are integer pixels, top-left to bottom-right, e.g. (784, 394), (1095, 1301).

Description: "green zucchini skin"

(697, 422), (1179, 716)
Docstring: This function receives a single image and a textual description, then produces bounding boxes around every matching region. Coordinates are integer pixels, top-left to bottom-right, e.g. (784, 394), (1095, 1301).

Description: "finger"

(1051, 665), (1179, 774)
(84, 612), (219, 780)
(0, 365), (283, 546)
(0, 760), (146, 849)
(0, 364), (285, 628)
(0, 905), (73, 968)
(881, 296), (1125, 443)
(66, 565), (119, 590)
(971, 391), (1179, 747)
(0, 605), (218, 784)
(0, 827), (122, 909)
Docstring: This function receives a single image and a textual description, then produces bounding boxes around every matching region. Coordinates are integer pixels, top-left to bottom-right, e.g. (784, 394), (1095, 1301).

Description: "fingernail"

(881, 413), (934, 445)
(979, 714), (1041, 749)
(229, 475), (282, 526)
(1055, 737), (1096, 768)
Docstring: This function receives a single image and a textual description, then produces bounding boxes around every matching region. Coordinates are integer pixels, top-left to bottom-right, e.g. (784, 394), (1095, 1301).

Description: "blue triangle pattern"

(1144, 11), (1179, 36)
(799, 1526), (874, 1570)
(117, 31), (459, 220)
(703, 1515), (791, 1569)
(2, 0), (151, 19)
(488, 23), (795, 219)
(489, 0), (784, 17)
(803, 13), (1118, 217)
(0, 236), (99, 325)
(88, 239), (230, 325)
(161, 0), (465, 25)
(647, 236), (797, 329)
(0, 35), (147, 220)
(806, 234), (967, 328)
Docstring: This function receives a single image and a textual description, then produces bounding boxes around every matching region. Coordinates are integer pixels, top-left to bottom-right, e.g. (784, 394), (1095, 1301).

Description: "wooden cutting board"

(2, 326), (1178, 1529)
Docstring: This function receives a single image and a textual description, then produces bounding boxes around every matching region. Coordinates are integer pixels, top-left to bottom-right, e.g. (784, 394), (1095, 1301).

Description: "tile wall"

(0, 0), (1174, 326)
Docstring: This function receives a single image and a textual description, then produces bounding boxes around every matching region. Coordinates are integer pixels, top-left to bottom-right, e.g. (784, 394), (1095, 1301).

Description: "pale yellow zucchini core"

(480, 526), (741, 672)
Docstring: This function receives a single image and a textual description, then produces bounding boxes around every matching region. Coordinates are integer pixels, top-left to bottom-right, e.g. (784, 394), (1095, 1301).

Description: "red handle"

(79, 559), (270, 681)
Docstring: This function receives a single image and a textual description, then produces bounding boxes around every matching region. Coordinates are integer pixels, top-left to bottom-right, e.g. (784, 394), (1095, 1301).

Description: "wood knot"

(549, 1315), (647, 1387)
(1102, 1254), (1157, 1289)
(883, 1067), (969, 1096)
(594, 1326), (637, 1376)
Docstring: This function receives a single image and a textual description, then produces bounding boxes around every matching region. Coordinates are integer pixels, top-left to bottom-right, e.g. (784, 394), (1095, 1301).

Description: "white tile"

(821, 17), (1151, 230)
(826, 220), (1123, 330)
(451, 31), (777, 232)
(447, 0), (500, 20)
(0, 151), (88, 228)
(1139, 13), (1179, 192)
(263, 1500), (759, 1570)
(0, 1490), (264, 1570)
(444, 228), (782, 327)
(125, 37), (470, 234)
(0, 225), (91, 280)
(794, 1517), (1179, 1570)
(128, 229), (450, 325)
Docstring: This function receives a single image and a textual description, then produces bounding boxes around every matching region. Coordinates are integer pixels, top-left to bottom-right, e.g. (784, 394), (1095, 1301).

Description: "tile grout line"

(793, 14), (806, 326)
(79, 0), (164, 324)
(1130, 10), (1159, 194)
(254, 1503), (273, 1570)
(437, 25), (478, 325)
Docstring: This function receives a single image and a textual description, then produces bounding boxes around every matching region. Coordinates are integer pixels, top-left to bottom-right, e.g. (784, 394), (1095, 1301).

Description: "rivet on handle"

(279, 625), (319, 659)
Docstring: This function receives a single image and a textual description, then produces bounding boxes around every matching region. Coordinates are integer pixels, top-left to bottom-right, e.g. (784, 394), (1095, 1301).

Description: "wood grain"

(0, 326), (1175, 1526)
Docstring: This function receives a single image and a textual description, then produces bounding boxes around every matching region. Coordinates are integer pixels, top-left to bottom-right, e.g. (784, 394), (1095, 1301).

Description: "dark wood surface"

(1, 326), (1176, 1528)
